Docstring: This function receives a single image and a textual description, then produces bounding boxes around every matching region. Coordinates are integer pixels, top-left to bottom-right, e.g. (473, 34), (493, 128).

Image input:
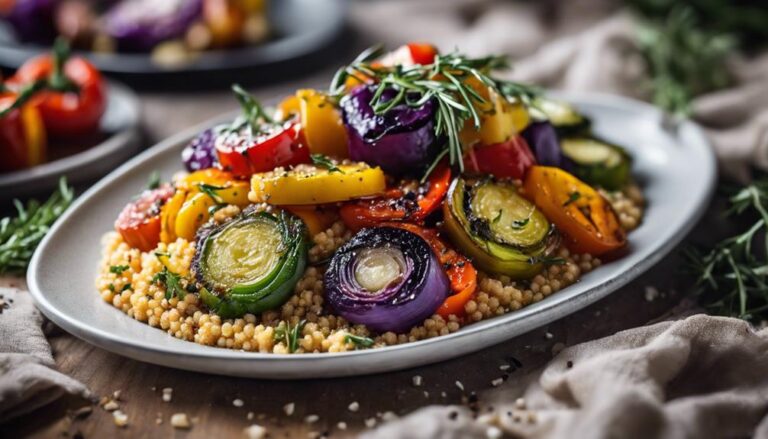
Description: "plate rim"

(26, 91), (717, 377)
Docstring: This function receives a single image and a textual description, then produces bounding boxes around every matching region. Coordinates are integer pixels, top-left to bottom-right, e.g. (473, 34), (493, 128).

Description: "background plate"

(27, 92), (716, 379)
(0, 81), (141, 202)
(0, 0), (348, 90)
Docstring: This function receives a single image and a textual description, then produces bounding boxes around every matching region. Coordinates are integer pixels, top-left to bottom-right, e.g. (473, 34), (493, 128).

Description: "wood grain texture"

(3, 250), (691, 439)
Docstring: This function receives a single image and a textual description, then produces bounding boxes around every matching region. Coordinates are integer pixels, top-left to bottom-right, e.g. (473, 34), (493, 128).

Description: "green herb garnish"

(121, 283), (133, 292)
(0, 178), (74, 274)
(109, 265), (130, 275)
(344, 334), (375, 349)
(685, 178), (768, 321)
(152, 267), (185, 300)
(274, 319), (307, 353)
(635, 6), (734, 116)
(197, 183), (225, 204)
(329, 47), (539, 181)
(492, 210), (503, 224)
(311, 154), (344, 174)
(563, 192), (581, 206)
(147, 171), (161, 190)
(512, 218), (530, 229)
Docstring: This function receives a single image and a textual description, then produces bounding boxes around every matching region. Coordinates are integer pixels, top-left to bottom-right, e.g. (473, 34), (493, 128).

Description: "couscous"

(96, 43), (645, 354)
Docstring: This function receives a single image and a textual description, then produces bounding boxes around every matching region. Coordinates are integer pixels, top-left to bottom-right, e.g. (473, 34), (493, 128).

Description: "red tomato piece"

(115, 185), (175, 252)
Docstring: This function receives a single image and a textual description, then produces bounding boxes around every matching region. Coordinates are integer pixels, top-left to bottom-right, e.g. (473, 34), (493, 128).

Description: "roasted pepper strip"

(459, 78), (530, 147)
(523, 166), (626, 255)
(384, 222), (477, 319)
(249, 163), (386, 205)
(278, 89), (348, 158)
(339, 163), (450, 231)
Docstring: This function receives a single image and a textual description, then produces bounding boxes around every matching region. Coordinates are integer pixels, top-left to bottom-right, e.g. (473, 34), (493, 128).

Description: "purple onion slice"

(340, 85), (438, 176)
(325, 226), (450, 333)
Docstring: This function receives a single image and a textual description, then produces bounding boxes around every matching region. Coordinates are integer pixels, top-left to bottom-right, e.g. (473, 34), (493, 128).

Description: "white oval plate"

(27, 92), (715, 379)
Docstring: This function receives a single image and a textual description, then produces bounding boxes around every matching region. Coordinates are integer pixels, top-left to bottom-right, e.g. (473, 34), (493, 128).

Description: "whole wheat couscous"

(97, 44), (646, 354)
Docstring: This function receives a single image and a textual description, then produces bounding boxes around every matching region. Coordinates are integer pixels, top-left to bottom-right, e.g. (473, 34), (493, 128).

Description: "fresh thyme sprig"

(685, 179), (768, 321)
(0, 178), (74, 274)
(344, 333), (375, 349)
(329, 47), (540, 180)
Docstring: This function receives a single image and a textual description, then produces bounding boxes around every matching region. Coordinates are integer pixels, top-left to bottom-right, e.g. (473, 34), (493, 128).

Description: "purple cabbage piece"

(103, 0), (202, 51)
(182, 128), (218, 171)
(325, 227), (449, 334)
(340, 85), (438, 175)
(6, 0), (57, 43)
(522, 121), (573, 171)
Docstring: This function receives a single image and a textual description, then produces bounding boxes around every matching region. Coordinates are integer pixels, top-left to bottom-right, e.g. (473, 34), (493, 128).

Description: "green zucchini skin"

(532, 97), (592, 137)
(194, 209), (308, 319)
(444, 177), (560, 279)
(561, 137), (631, 191)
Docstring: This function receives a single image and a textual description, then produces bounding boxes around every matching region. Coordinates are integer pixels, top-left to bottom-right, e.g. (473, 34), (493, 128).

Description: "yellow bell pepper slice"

(276, 90), (349, 158)
(459, 79), (530, 147)
(175, 192), (216, 241)
(160, 189), (187, 243)
(249, 163), (386, 205)
(178, 169), (250, 206)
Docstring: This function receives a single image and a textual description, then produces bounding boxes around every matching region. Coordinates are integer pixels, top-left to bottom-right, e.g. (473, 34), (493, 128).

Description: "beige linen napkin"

(0, 287), (90, 423)
(364, 315), (768, 439)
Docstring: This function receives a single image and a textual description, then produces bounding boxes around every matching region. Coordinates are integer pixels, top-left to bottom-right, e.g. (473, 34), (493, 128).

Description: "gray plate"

(26, 92), (716, 379)
(0, 81), (141, 201)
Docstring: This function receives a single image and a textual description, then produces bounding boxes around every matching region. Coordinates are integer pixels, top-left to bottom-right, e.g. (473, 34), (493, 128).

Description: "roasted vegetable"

(161, 168), (250, 242)
(443, 177), (559, 278)
(5, 0), (57, 43)
(341, 85), (438, 175)
(194, 209), (308, 318)
(0, 90), (47, 172)
(181, 128), (218, 171)
(103, 0), (203, 51)
(463, 136), (536, 180)
(249, 163), (386, 205)
(10, 39), (106, 138)
(339, 163), (450, 231)
(115, 184), (175, 251)
(560, 137), (631, 191)
(276, 89), (348, 158)
(521, 121), (572, 169)
(531, 97), (591, 136)
(215, 85), (310, 178)
(325, 227), (450, 333)
(384, 222), (477, 319)
(459, 79), (531, 148)
(523, 166), (626, 255)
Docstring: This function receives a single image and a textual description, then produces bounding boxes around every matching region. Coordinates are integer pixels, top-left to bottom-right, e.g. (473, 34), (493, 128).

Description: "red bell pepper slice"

(464, 135), (536, 180)
(339, 163), (451, 231)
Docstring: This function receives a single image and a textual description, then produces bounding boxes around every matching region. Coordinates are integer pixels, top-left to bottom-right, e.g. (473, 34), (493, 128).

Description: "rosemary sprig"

(636, 7), (734, 116)
(685, 179), (768, 321)
(0, 178), (74, 274)
(329, 47), (539, 180)
(274, 319), (307, 353)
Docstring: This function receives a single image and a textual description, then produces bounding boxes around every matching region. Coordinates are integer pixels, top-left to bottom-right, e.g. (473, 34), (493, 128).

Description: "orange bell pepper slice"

(523, 166), (626, 255)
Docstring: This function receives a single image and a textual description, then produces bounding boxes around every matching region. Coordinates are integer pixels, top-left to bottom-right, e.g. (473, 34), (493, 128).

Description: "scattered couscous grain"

(170, 413), (191, 429)
(244, 424), (267, 439)
(112, 410), (128, 427)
